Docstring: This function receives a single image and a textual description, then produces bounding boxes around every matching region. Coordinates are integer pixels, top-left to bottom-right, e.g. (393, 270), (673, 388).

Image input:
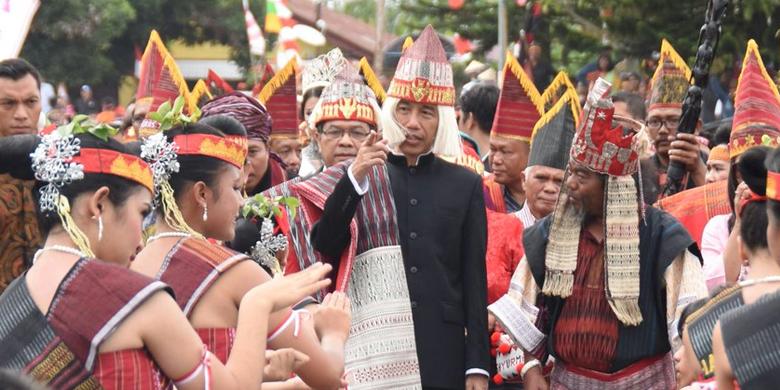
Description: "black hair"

(199, 115), (247, 137)
(611, 92), (647, 121)
(458, 82), (500, 135)
(164, 122), (235, 203)
(766, 146), (780, 222)
(677, 298), (708, 336)
(738, 146), (770, 251)
(0, 58), (41, 88)
(713, 124), (731, 146)
(300, 86), (325, 120)
(0, 133), (146, 236)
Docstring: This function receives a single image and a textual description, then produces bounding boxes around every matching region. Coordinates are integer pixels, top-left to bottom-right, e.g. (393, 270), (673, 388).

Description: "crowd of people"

(1, 22), (780, 390)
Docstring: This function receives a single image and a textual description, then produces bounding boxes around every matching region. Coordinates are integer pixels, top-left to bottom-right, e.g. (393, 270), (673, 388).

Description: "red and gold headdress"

(647, 39), (691, 112)
(728, 40), (780, 159)
(173, 133), (247, 169)
(136, 30), (190, 120)
(490, 51), (544, 142)
(258, 57), (300, 140)
(207, 69), (235, 96)
(310, 62), (380, 128)
(387, 25), (456, 106)
(189, 80), (213, 112)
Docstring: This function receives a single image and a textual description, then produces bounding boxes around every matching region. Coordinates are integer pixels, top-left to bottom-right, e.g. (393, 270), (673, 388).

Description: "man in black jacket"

(310, 25), (490, 390)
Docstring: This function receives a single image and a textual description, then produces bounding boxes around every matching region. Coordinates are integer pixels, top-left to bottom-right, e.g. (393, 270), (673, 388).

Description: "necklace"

(739, 275), (780, 287)
(33, 245), (87, 264)
(146, 231), (191, 244)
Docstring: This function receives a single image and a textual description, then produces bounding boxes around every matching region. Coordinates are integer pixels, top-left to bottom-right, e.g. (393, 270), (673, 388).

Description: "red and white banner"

(0, 0), (40, 60)
(243, 0), (265, 56)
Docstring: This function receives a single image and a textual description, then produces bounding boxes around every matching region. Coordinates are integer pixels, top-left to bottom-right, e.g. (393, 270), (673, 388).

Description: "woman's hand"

(313, 292), (351, 342)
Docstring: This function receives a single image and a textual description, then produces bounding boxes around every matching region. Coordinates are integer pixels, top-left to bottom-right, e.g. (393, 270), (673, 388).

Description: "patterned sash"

(0, 259), (169, 388)
(157, 237), (249, 317)
(292, 162), (422, 389)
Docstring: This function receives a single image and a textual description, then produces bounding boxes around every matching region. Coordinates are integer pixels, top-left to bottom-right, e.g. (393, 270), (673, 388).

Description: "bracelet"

(520, 359), (541, 379)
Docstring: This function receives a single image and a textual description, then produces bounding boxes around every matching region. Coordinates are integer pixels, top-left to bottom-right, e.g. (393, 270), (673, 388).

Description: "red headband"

(173, 133), (247, 168)
(739, 190), (768, 217)
(74, 148), (154, 193)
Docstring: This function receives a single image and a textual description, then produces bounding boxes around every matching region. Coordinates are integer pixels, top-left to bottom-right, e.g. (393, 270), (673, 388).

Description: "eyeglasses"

(646, 117), (680, 130)
(321, 127), (371, 141)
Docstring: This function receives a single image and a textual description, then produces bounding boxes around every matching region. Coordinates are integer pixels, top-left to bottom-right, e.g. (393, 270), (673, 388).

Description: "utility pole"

(498, 0), (507, 67)
(374, 0), (386, 74)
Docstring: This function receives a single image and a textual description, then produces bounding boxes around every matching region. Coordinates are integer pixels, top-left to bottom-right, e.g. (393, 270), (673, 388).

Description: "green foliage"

(57, 115), (119, 142)
(148, 96), (201, 132)
(242, 194), (300, 220)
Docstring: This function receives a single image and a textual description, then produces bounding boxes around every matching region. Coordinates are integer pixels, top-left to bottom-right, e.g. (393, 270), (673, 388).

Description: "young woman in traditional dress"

(132, 116), (349, 390)
(0, 130), (332, 389)
(710, 145), (780, 389)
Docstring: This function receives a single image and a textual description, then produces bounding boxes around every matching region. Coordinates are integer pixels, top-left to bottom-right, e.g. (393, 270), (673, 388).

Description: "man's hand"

(313, 292), (351, 342)
(465, 374), (488, 390)
(668, 133), (707, 186)
(522, 366), (549, 390)
(351, 131), (388, 183)
(264, 348), (309, 381)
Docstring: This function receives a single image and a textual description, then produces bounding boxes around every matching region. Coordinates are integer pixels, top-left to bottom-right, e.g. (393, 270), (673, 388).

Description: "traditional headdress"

(490, 51), (544, 143)
(31, 118), (154, 257)
(728, 40), (780, 159)
(309, 62), (381, 129)
(358, 57), (387, 104)
(546, 78), (646, 326)
(707, 144), (729, 163)
(647, 39), (691, 112)
(207, 69), (235, 96)
(141, 97), (247, 237)
(201, 92), (272, 143)
(387, 25), (456, 107)
(381, 25), (462, 157)
(528, 86), (579, 170)
(136, 30), (190, 137)
(189, 80), (213, 111)
(540, 71), (579, 115)
(258, 57), (300, 140)
(301, 48), (347, 96)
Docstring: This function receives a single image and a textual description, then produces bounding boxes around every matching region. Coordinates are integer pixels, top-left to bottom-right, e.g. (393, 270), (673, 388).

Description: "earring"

(97, 215), (104, 241)
(202, 205), (208, 222)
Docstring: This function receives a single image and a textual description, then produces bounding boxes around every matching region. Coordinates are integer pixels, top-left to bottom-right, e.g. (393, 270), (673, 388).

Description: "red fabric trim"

(75, 148), (154, 193)
(93, 349), (166, 390)
(173, 134), (246, 168)
(563, 353), (667, 381)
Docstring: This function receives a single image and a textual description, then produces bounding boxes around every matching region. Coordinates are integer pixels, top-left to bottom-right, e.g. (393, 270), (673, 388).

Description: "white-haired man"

(305, 25), (490, 390)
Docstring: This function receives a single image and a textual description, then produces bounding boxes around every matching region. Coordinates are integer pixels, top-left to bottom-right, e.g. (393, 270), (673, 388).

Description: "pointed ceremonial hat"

(387, 25), (455, 106)
(540, 71), (578, 114)
(728, 39), (780, 158)
(648, 39), (691, 111)
(136, 30), (190, 114)
(207, 69), (235, 96)
(528, 86), (579, 170)
(310, 61), (379, 128)
(189, 80), (213, 111)
(489, 52), (543, 142)
(258, 57), (300, 139)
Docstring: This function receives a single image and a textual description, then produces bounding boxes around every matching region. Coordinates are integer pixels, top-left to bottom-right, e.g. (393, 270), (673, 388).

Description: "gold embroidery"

(338, 98), (358, 119)
(110, 155), (154, 192)
(29, 343), (74, 382)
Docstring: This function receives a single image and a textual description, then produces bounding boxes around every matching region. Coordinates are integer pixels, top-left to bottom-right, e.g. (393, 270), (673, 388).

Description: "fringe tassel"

(504, 51), (544, 115)
(56, 195), (95, 258)
(542, 270), (574, 298)
(530, 88), (580, 140)
(654, 39), (692, 82)
(402, 36), (414, 52)
(608, 298), (644, 326)
(540, 71), (576, 111)
(359, 57), (387, 104)
(189, 80), (212, 112)
(160, 181), (202, 238)
(258, 57), (298, 104)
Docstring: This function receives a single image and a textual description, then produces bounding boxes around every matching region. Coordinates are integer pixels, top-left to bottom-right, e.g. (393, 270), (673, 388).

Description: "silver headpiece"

(140, 132), (180, 195)
(301, 48), (348, 95)
(30, 132), (84, 212)
(250, 218), (288, 275)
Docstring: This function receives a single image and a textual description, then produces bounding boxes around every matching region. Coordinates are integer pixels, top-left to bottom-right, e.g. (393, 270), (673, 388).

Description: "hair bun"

(0, 134), (39, 180)
(738, 146), (770, 196)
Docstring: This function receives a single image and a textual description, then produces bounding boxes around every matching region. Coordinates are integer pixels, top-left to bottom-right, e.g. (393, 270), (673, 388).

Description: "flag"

(0, 0), (40, 60)
(243, 0), (265, 56)
(265, 0), (281, 33)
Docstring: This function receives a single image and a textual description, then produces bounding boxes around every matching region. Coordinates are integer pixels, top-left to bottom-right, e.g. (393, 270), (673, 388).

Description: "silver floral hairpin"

(30, 132), (84, 212)
(140, 132), (180, 195)
(250, 218), (288, 275)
